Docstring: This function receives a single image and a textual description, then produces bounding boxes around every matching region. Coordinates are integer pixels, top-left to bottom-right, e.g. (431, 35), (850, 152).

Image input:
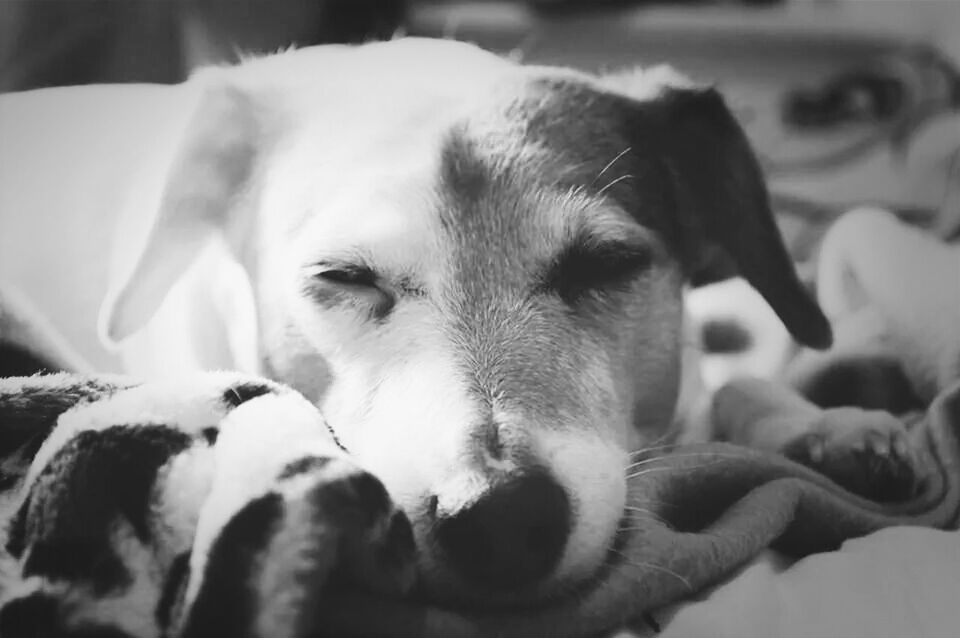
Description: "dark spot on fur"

(278, 456), (332, 480)
(435, 111), (652, 423)
(701, 318), (753, 354)
(0, 591), (59, 637)
(221, 382), (276, 409)
(180, 493), (284, 638)
(156, 551), (191, 630)
(23, 539), (131, 595)
(17, 425), (191, 593)
(439, 129), (490, 214)
(201, 427), (219, 445)
(0, 467), (22, 491)
(5, 494), (29, 557)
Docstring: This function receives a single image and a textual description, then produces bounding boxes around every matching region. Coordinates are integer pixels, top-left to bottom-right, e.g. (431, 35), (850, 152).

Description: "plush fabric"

(1, 207), (958, 637)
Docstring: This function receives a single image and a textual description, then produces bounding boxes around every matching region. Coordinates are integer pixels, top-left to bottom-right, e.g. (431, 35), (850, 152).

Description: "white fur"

(536, 429), (628, 585)
(1, 39), (717, 604)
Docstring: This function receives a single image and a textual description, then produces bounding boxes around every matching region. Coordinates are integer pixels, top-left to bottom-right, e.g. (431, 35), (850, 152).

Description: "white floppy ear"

(116, 239), (262, 377)
(99, 72), (261, 346)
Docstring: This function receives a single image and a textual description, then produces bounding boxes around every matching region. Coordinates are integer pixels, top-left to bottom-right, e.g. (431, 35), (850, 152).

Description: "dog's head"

(100, 39), (829, 606)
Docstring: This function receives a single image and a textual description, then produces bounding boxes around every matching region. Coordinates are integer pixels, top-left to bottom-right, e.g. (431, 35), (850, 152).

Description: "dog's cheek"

(614, 275), (686, 440)
(534, 429), (628, 584)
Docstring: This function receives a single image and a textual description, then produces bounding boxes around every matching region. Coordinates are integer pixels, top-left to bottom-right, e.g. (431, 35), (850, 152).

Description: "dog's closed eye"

(315, 265), (378, 288)
(304, 262), (395, 319)
(543, 239), (653, 305)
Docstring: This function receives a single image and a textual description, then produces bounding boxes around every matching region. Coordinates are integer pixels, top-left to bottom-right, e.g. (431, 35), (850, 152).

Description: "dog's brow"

(542, 233), (653, 290)
(309, 258), (370, 271)
(563, 235), (651, 265)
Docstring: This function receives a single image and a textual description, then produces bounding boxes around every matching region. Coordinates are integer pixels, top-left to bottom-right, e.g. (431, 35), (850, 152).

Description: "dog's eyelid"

(587, 238), (653, 266)
(319, 268), (376, 287)
(540, 238), (654, 303)
(309, 261), (378, 287)
(567, 237), (656, 276)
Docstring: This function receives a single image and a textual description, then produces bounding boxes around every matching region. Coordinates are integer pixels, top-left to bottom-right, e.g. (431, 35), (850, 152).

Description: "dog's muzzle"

(433, 470), (571, 590)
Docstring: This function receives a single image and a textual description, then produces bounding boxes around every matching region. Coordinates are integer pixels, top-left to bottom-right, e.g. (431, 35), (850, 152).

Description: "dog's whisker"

(595, 173), (634, 197)
(625, 560), (694, 592)
(591, 147), (632, 187)
(625, 466), (682, 480)
(626, 432), (682, 460)
(625, 451), (747, 472)
(626, 458), (732, 480)
(625, 452), (740, 472)
(618, 524), (667, 533)
(627, 495), (682, 510)
(622, 505), (670, 528)
(625, 443), (681, 462)
(629, 438), (677, 454)
(608, 548), (693, 591)
(625, 455), (673, 471)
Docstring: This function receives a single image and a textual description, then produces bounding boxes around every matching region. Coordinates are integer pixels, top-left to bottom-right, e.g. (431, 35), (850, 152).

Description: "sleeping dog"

(0, 37), (917, 635)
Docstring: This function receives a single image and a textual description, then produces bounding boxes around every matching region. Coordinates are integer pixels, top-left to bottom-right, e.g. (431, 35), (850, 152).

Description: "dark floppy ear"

(627, 78), (832, 350)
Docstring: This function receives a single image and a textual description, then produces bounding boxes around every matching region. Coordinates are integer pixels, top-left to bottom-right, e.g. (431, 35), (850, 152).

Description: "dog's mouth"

(404, 500), (637, 612)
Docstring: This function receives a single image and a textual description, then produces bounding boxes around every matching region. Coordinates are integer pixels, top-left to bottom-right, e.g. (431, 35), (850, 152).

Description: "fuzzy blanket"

(1, 207), (959, 637)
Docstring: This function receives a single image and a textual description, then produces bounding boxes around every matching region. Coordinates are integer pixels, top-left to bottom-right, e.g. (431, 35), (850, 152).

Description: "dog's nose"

(434, 471), (570, 589)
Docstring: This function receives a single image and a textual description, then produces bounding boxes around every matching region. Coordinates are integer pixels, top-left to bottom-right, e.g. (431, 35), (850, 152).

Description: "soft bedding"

(1, 206), (959, 637)
(650, 527), (960, 638)
(647, 206), (960, 638)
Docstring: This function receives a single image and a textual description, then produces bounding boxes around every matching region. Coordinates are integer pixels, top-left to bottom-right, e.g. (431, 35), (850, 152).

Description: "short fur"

(0, 38), (835, 613)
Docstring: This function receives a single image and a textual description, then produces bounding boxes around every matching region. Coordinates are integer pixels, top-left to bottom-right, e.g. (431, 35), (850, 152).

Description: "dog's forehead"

(435, 74), (669, 272)
(279, 68), (671, 279)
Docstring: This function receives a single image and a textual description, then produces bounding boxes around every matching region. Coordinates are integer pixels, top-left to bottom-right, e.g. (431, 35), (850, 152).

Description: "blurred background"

(1, 0), (958, 259)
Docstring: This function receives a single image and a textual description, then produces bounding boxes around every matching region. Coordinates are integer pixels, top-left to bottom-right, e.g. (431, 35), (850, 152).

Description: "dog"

(2, 37), (921, 629)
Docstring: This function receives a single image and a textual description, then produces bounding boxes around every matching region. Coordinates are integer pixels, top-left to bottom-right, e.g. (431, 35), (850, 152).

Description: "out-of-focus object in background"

(765, 44), (960, 242)
(0, 0), (182, 91)
(182, 0), (406, 69)
(407, 0), (960, 297)
(769, 46), (960, 179)
(0, 0), (406, 93)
